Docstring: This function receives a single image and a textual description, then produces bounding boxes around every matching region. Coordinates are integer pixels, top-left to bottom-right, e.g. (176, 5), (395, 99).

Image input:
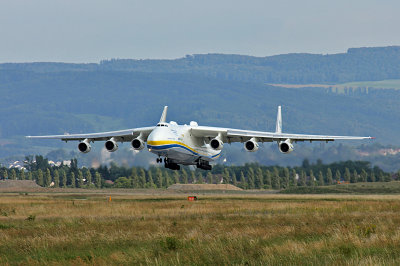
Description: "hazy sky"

(1, 0), (399, 62)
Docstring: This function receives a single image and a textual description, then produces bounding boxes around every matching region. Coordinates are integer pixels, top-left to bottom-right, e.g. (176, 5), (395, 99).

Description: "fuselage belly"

(146, 123), (220, 165)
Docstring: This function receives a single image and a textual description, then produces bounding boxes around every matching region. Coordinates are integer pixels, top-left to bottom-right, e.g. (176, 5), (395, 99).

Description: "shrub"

(26, 215), (36, 221)
(164, 236), (180, 251)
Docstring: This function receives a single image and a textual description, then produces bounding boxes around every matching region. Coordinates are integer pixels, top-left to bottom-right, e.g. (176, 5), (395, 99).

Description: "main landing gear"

(165, 158), (180, 170)
(196, 159), (212, 171)
(157, 157), (180, 170)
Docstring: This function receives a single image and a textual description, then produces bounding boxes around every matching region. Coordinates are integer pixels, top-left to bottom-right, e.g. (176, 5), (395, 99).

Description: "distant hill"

(0, 46), (400, 170)
(1, 46), (400, 84)
(1, 70), (398, 140)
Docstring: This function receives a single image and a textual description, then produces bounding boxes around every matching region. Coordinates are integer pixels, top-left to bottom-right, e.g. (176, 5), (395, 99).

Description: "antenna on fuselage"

(159, 106), (168, 123)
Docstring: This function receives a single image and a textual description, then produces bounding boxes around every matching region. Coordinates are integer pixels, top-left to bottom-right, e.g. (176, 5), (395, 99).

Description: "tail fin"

(159, 106), (168, 123)
(275, 106), (282, 133)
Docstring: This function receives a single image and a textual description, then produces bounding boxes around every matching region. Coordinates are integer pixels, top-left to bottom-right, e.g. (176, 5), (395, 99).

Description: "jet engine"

(105, 138), (118, 152)
(244, 139), (259, 152)
(210, 138), (223, 150)
(278, 139), (294, 154)
(131, 138), (145, 150)
(78, 139), (91, 153)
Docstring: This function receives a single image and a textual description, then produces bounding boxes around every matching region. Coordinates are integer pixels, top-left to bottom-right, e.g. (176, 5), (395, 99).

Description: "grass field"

(339, 79), (400, 90)
(281, 181), (400, 194)
(1, 192), (400, 265)
(270, 79), (400, 91)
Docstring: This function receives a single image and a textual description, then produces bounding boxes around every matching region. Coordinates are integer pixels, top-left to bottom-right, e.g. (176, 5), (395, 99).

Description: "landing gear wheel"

(196, 159), (212, 170)
(164, 159), (180, 170)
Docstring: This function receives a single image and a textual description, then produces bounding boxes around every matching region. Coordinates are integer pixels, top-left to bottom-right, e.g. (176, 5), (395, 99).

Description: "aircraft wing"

(191, 126), (374, 143)
(26, 127), (155, 142)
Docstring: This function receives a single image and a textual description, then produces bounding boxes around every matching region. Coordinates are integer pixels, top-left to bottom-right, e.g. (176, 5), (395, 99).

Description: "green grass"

(281, 181), (400, 194)
(338, 79), (400, 90)
(2, 193), (400, 265)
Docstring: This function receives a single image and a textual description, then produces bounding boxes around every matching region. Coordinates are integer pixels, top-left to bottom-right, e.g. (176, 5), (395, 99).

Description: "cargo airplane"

(27, 106), (373, 170)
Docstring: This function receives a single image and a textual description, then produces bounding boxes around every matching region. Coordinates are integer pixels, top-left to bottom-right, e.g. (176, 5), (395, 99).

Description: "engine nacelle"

(131, 138), (145, 150)
(78, 139), (91, 153)
(278, 139), (294, 154)
(105, 138), (118, 152)
(210, 138), (223, 150)
(244, 139), (259, 152)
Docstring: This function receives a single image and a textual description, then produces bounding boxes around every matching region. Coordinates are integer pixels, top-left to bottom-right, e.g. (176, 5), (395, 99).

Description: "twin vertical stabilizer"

(275, 106), (282, 133)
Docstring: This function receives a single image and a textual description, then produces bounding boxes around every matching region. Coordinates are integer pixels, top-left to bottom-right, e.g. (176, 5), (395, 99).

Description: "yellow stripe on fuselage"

(147, 140), (211, 157)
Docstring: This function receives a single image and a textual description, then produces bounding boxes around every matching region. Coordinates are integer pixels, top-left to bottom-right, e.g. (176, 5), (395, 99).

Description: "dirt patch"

(0, 180), (41, 189)
(168, 184), (242, 191)
(0, 180), (47, 192)
(268, 83), (333, 88)
(0, 180), (242, 194)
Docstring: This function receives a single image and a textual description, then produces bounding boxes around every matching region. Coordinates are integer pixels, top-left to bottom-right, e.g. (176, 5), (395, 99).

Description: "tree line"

(3, 46), (400, 84)
(0, 156), (396, 189)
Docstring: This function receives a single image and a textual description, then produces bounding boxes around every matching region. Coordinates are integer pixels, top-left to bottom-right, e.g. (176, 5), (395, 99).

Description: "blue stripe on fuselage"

(147, 144), (221, 159)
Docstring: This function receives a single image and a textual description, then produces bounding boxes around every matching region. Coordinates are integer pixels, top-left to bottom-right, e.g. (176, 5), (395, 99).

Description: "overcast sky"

(0, 0), (399, 63)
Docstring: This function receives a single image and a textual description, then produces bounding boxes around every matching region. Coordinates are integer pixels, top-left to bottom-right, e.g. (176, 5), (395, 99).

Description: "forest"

(0, 156), (394, 190)
(2, 46), (400, 84)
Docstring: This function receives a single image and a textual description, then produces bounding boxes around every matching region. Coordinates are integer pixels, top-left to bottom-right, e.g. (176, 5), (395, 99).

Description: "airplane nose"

(147, 128), (163, 142)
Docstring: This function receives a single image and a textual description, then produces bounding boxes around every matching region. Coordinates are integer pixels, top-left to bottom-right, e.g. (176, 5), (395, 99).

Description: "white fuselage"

(146, 122), (221, 165)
